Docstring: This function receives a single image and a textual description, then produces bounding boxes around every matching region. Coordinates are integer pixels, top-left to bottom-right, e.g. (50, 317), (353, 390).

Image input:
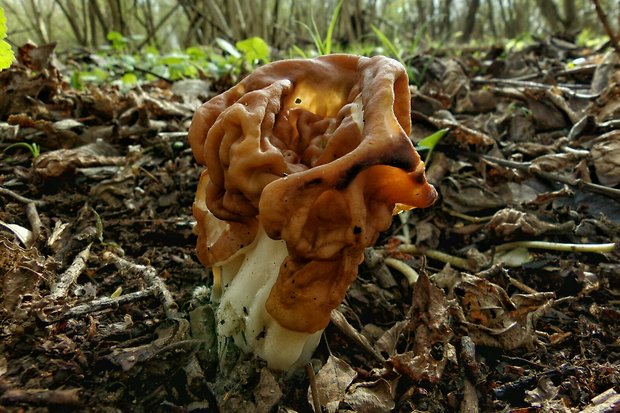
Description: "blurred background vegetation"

(2, 0), (618, 87)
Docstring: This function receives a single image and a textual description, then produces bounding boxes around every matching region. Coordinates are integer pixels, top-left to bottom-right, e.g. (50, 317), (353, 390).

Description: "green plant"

(106, 31), (129, 52)
(371, 24), (405, 66)
(416, 128), (448, 164)
(298, 0), (344, 55)
(0, 6), (15, 71)
(4, 142), (41, 159)
(69, 33), (271, 89)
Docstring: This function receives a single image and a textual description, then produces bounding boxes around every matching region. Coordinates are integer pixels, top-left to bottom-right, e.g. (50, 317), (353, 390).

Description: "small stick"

(50, 244), (92, 299)
(471, 77), (600, 99)
(591, 0), (620, 57)
(396, 244), (474, 271)
(384, 257), (420, 284)
(495, 240), (616, 254)
(0, 186), (45, 206)
(480, 154), (620, 200)
(25, 202), (43, 244)
(0, 387), (81, 406)
(104, 252), (180, 319)
(306, 363), (322, 413)
(46, 287), (158, 323)
(330, 309), (385, 364)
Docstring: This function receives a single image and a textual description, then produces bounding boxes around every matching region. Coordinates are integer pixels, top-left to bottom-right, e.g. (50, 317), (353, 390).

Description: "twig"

(25, 202), (43, 245)
(104, 252), (180, 319)
(0, 186), (45, 207)
(591, 0), (620, 57)
(480, 154), (620, 200)
(396, 244), (474, 271)
(471, 77), (600, 99)
(384, 257), (420, 284)
(329, 309), (385, 364)
(45, 287), (158, 323)
(495, 240), (616, 254)
(306, 363), (322, 413)
(50, 244), (92, 299)
(0, 387), (81, 406)
(442, 205), (493, 223)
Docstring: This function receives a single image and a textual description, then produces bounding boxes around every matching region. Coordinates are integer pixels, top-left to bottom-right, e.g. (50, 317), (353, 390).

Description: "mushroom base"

(213, 225), (322, 371)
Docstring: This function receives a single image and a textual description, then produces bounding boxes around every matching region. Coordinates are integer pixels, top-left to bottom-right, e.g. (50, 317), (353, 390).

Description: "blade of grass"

(371, 24), (404, 66)
(324, 0), (344, 55)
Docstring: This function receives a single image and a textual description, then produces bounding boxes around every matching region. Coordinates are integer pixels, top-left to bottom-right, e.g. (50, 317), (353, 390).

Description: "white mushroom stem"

(214, 225), (322, 370)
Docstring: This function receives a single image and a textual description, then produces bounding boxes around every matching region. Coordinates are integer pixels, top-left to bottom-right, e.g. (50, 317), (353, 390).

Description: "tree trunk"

(534, 0), (562, 33)
(461, 0), (480, 43)
(486, 0), (498, 40)
(562, 0), (577, 31)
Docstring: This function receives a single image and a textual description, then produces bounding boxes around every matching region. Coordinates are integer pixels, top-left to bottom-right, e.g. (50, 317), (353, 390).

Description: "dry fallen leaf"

(389, 273), (454, 383)
(591, 130), (620, 187)
(308, 355), (356, 413)
(344, 379), (395, 413)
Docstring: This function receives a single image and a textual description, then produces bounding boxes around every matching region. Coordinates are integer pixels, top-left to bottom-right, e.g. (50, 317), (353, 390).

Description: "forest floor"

(0, 39), (619, 413)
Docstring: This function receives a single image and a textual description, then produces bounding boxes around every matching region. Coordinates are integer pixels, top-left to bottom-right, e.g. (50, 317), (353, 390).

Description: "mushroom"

(189, 54), (437, 370)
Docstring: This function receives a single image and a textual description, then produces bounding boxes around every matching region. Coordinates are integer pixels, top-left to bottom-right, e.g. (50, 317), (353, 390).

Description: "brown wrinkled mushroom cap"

(189, 54), (437, 333)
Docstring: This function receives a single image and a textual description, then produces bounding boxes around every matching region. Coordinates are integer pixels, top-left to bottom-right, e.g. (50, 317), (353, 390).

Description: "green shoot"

(371, 24), (405, 66)
(4, 142), (41, 159)
(416, 128), (448, 164)
(299, 0), (343, 55)
(324, 0), (344, 55)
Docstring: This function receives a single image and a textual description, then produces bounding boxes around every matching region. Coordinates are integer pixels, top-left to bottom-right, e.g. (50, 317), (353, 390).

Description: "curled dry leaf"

(344, 379), (395, 413)
(444, 272), (553, 350)
(0, 234), (48, 315)
(389, 273), (454, 383)
(34, 140), (124, 178)
(487, 207), (575, 237)
(591, 130), (620, 187)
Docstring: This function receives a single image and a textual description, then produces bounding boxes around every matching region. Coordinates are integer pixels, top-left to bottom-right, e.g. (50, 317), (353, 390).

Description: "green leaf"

(236, 36), (270, 63)
(416, 128), (449, 164)
(0, 7), (15, 70)
(121, 72), (137, 85)
(215, 38), (241, 58)
(324, 0), (344, 55)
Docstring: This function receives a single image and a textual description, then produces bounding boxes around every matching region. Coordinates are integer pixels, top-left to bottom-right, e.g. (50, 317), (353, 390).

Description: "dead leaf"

(487, 208), (575, 237)
(591, 131), (620, 187)
(34, 140), (124, 178)
(344, 379), (395, 413)
(389, 273), (453, 383)
(253, 368), (282, 413)
(525, 376), (570, 412)
(451, 273), (552, 350)
(308, 355), (356, 413)
(0, 235), (48, 315)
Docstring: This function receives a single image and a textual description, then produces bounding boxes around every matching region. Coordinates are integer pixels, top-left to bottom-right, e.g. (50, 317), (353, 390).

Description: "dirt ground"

(0, 39), (619, 412)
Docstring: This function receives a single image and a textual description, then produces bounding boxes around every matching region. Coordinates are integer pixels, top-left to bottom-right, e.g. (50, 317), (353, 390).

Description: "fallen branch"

(25, 202), (43, 245)
(480, 154), (620, 200)
(0, 186), (46, 206)
(495, 240), (616, 254)
(591, 0), (620, 57)
(0, 387), (81, 407)
(471, 77), (600, 99)
(396, 244), (475, 271)
(103, 252), (180, 319)
(384, 257), (420, 284)
(46, 287), (158, 323)
(50, 244), (92, 299)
